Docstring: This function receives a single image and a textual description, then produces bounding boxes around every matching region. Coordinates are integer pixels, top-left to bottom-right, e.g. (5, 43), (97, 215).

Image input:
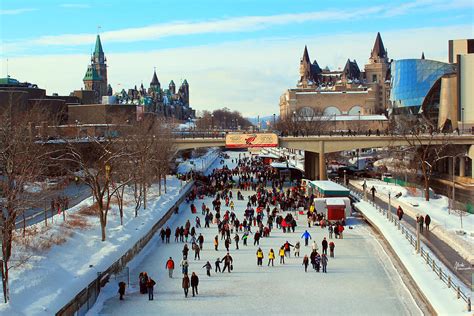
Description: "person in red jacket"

(338, 224), (344, 239)
(166, 257), (175, 278)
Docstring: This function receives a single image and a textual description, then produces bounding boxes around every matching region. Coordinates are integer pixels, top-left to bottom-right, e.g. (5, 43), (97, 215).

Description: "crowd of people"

(118, 152), (344, 301)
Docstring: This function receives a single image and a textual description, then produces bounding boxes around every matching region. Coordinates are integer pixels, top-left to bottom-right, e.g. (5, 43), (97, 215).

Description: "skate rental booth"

(308, 180), (351, 222)
(313, 197), (351, 222)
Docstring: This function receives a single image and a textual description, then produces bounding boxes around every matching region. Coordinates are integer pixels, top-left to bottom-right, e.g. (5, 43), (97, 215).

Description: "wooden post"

(448, 275), (451, 288)
(439, 266), (442, 280)
(44, 207), (47, 227)
(457, 286), (460, 299)
(22, 213), (26, 237)
(426, 252), (430, 264)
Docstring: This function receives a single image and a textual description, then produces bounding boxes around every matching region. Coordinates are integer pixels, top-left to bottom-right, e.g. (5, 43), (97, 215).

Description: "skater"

(302, 255), (309, 272)
(194, 243), (201, 260)
(284, 241), (293, 257)
(182, 274), (190, 298)
(147, 277), (156, 300)
(160, 228), (166, 243)
(268, 248), (275, 266)
(234, 233), (240, 250)
(253, 231), (261, 246)
(165, 226), (171, 243)
(329, 241), (335, 258)
(214, 235), (219, 251)
(315, 252), (321, 272)
(166, 257), (175, 278)
(311, 240), (318, 252)
(139, 272), (148, 294)
(370, 186), (377, 202)
(191, 272), (199, 297)
(215, 258), (221, 273)
(256, 247), (264, 266)
(294, 241), (300, 257)
(322, 237), (328, 255)
(242, 231), (249, 246)
(203, 261), (212, 276)
(221, 252), (233, 273)
(198, 234), (204, 250)
(118, 281), (126, 300)
(321, 253), (328, 273)
(301, 230), (312, 246)
(328, 225), (333, 239)
(279, 246), (285, 264)
(424, 214), (431, 231)
(181, 257), (189, 275)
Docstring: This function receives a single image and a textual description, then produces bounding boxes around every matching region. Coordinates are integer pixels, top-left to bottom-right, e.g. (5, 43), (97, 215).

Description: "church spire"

(371, 32), (387, 59)
(303, 45), (310, 63)
(150, 69), (160, 88)
(94, 34), (104, 56)
(421, 51), (425, 59)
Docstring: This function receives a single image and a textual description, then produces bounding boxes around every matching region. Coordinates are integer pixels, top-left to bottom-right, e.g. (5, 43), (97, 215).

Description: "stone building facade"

(280, 33), (391, 120)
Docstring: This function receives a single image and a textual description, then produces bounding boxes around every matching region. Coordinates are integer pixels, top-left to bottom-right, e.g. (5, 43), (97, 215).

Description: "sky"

(0, 0), (473, 116)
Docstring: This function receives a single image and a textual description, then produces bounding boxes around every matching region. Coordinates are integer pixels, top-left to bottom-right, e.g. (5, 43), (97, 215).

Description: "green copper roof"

(94, 35), (104, 56)
(169, 80), (175, 86)
(0, 77), (20, 85)
(83, 65), (102, 81)
(182, 79), (188, 85)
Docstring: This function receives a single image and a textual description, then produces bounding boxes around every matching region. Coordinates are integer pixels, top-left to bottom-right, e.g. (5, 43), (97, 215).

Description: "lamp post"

(358, 110), (361, 135)
(273, 113), (276, 130)
(343, 169), (347, 186)
(388, 192), (391, 220)
(211, 114), (214, 131)
(461, 107), (464, 134)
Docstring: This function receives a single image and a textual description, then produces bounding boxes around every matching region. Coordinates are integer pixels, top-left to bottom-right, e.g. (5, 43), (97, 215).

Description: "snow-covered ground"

(177, 149), (220, 174)
(0, 152), (220, 316)
(90, 151), (420, 316)
(354, 200), (471, 315)
(353, 179), (474, 245)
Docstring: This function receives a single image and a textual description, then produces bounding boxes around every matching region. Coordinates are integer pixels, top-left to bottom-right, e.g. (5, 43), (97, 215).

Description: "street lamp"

(273, 113), (276, 130)
(358, 110), (361, 134)
(461, 107), (464, 134)
(211, 114), (214, 131)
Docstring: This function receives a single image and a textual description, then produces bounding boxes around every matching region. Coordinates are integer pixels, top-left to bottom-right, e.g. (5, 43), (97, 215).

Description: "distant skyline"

(1, 0), (473, 116)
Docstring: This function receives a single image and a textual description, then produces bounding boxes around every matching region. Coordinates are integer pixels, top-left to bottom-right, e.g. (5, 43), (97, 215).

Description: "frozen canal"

(94, 151), (421, 316)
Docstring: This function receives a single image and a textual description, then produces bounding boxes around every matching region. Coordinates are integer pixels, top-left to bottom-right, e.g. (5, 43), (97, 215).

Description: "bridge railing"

(347, 187), (471, 312)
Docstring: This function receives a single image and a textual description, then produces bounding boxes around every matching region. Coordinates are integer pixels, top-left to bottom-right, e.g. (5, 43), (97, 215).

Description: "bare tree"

(0, 95), (61, 303)
(59, 126), (131, 241)
(393, 116), (461, 201)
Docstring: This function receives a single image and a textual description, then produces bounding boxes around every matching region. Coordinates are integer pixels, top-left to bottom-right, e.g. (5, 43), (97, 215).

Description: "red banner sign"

(225, 133), (278, 148)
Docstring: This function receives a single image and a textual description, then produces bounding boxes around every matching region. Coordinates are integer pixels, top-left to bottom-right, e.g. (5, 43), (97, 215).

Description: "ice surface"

(92, 151), (420, 316)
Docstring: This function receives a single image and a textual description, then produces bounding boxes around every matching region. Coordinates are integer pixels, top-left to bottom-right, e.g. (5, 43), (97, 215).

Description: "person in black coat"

(424, 214), (431, 231)
(191, 272), (199, 297)
(118, 281), (126, 300)
(321, 237), (328, 255)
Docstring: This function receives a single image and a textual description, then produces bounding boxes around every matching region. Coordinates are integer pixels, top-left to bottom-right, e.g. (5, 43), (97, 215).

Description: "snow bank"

(354, 200), (471, 315)
(177, 148), (220, 174)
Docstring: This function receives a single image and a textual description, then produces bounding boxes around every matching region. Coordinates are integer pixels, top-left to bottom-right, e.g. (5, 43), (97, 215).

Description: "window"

(372, 74), (377, 83)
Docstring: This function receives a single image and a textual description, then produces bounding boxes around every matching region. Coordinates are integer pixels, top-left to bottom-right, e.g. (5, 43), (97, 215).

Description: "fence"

(349, 188), (471, 312)
(56, 181), (195, 316)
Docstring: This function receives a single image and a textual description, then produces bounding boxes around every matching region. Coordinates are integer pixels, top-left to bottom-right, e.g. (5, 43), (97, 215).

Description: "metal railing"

(349, 188), (471, 312)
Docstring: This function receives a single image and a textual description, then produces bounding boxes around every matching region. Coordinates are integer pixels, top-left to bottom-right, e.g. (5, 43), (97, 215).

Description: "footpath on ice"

(354, 199), (471, 315)
(0, 149), (219, 316)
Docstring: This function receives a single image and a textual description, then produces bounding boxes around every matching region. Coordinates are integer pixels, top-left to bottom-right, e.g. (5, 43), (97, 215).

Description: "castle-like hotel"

(280, 33), (391, 122)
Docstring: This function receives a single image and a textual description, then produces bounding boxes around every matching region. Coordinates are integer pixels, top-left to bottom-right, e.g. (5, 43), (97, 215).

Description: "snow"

(90, 151), (420, 316)
(0, 152), (220, 316)
(177, 149), (220, 174)
(354, 200), (471, 315)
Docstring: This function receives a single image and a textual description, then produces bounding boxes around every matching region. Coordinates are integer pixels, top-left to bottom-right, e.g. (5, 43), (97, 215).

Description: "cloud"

(3, 25), (471, 116)
(59, 4), (91, 9)
(0, 8), (37, 15)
